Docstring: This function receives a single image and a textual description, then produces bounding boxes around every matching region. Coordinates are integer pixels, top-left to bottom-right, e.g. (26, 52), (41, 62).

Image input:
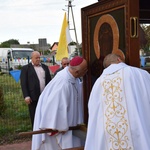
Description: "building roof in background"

(51, 42), (58, 50)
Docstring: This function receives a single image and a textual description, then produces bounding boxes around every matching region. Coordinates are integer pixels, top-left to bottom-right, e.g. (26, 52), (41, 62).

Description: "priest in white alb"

(85, 53), (150, 150)
(32, 56), (87, 150)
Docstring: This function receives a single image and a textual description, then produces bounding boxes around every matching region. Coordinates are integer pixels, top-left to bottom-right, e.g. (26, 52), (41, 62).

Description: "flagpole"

(69, 1), (78, 45)
(67, 0), (80, 55)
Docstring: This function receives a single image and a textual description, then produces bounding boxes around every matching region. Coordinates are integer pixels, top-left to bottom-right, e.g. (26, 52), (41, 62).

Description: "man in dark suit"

(20, 51), (51, 128)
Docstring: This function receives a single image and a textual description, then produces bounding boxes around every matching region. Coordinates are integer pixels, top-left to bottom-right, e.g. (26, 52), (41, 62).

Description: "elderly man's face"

(31, 52), (41, 66)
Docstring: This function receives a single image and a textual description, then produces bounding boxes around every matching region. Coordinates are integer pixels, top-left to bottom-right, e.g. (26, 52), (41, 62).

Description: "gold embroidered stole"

(102, 70), (134, 150)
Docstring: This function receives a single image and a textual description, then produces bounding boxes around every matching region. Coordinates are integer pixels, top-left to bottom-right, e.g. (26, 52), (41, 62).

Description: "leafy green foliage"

(140, 24), (150, 51)
(69, 41), (77, 45)
(0, 39), (20, 48)
(17, 65), (22, 70)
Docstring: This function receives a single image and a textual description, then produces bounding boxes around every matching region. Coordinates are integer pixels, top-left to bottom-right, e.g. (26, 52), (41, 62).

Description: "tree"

(140, 24), (150, 51)
(0, 39), (20, 48)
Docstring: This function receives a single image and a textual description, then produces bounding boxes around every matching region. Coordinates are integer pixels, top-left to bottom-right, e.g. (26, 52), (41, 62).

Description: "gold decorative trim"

(93, 14), (119, 59)
(102, 71), (133, 149)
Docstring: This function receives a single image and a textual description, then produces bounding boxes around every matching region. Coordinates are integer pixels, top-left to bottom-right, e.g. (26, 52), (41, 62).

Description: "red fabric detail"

(50, 131), (58, 136)
(70, 56), (83, 66)
(49, 65), (60, 73)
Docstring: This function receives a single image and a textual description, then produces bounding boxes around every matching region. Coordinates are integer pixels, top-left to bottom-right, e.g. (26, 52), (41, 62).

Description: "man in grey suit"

(20, 51), (51, 128)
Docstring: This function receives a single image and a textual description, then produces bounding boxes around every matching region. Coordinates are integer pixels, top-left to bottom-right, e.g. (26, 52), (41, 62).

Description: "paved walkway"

(0, 141), (31, 150)
(0, 141), (84, 150)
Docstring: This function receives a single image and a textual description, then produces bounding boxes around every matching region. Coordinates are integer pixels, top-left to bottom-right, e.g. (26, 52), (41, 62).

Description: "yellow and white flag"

(56, 12), (72, 61)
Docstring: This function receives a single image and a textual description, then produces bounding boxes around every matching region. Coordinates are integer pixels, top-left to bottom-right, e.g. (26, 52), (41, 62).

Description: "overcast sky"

(0, 0), (97, 45)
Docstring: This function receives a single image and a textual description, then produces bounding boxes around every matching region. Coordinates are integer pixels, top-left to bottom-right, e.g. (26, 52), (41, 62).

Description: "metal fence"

(0, 61), (54, 145)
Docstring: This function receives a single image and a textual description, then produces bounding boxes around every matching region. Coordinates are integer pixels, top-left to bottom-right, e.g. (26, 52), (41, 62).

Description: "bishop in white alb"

(32, 66), (84, 150)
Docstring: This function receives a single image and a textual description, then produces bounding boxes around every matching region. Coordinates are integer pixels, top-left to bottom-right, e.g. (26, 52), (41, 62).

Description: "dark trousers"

(28, 101), (38, 129)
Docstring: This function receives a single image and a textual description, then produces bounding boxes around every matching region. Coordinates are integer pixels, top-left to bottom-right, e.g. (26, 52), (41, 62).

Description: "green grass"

(0, 73), (32, 144)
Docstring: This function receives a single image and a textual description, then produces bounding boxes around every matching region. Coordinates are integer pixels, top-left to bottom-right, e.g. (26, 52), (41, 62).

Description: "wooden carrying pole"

(19, 125), (87, 136)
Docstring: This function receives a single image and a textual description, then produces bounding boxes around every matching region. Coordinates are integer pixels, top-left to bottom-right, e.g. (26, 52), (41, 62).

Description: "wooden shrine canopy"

(97, 0), (150, 23)
(139, 0), (150, 23)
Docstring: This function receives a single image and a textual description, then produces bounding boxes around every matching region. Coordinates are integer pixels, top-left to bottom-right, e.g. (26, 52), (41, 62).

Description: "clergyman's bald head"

(103, 53), (123, 68)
